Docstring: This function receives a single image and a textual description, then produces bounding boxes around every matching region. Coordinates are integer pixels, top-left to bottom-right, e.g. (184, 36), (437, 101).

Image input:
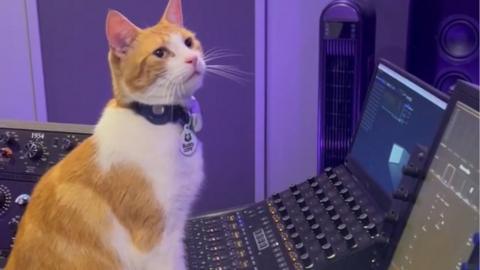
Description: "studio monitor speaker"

(407, 0), (479, 94)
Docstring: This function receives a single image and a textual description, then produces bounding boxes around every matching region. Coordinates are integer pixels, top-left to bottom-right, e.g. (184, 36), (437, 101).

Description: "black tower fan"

(318, 0), (376, 172)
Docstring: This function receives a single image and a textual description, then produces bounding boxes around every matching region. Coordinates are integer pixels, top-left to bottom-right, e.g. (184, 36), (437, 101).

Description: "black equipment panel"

(0, 121), (92, 268)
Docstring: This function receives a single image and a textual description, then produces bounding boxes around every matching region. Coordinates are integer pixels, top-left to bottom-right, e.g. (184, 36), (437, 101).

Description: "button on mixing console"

(317, 233), (328, 245)
(352, 204), (362, 216)
(316, 189), (326, 200)
(301, 253), (314, 269)
(328, 174), (339, 183)
(297, 198), (307, 208)
(337, 223), (349, 236)
(320, 197), (332, 207)
(339, 187), (350, 198)
(311, 223), (322, 235)
(331, 214), (342, 226)
(358, 213), (370, 226)
(344, 233), (358, 249)
(324, 167), (333, 176)
(345, 196), (356, 207)
(293, 190), (302, 200)
(326, 205), (336, 216)
(365, 223), (378, 236)
(310, 181), (320, 191)
(306, 215), (316, 226)
(286, 224), (296, 234)
(334, 181), (344, 191)
(322, 243), (336, 259)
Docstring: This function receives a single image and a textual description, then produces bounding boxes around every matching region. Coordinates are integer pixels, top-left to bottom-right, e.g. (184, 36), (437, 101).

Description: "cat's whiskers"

(205, 64), (251, 85)
(202, 48), (251, 85)
(203, 49), (241, 63)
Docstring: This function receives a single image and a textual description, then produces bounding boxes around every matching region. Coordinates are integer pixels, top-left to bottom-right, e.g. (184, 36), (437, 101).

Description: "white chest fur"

(94, 106), (204, 269)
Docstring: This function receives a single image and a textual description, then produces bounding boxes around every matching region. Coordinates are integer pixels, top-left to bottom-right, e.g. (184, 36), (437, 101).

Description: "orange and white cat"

(6, 0), (205, 269)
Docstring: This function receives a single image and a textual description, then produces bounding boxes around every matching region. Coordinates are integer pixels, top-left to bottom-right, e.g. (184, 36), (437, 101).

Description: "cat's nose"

(185, 56), (198, 66)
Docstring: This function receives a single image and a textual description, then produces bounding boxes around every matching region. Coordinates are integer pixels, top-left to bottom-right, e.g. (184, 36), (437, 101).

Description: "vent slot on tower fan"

(324, 40), (356, 168)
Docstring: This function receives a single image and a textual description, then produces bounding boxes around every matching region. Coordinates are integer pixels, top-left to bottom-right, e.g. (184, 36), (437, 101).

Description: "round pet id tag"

(180, 124), (198, 156)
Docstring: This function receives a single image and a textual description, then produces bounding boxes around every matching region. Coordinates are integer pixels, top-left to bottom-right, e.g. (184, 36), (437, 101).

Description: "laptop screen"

(349, 63), (447, 194)
(388, 100), (479, 270)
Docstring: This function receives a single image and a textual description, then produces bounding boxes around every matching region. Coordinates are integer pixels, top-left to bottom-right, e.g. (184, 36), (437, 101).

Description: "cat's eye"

(153, 48), (168, 58)
(184, 37), (193, 48)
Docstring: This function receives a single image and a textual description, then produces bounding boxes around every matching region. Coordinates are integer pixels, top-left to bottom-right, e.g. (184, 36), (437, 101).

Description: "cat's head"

(106, 0), (205, 106)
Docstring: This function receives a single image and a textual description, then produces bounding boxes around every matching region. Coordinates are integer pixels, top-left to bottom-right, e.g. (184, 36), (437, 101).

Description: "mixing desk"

(185, 165), (385, 270)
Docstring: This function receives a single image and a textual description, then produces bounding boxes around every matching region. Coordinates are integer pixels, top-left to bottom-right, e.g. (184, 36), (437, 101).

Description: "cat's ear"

(106, 10), (140, 58)
(162, 0), (184, 26)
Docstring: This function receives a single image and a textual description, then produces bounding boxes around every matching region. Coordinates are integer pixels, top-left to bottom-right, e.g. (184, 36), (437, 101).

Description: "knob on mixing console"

(334, 181), (344, 190)
(352, 204), (362, 216)
(366, 223), (378, 236)
(359, 213), (370, 226)
(326, 205), (336, 216)
(286, 223), (296, 234)
(339, 187), (350, 198)
(322, 243), (336, 259)
(328, 173), (338, 183)
(8, 217), (19, 235)
(316, 188), (326, 199)
(344, 233), (357, 249)
(311, 223), (322, 235)
(15, 194), (30, 206)
(317, 232), (328, 245)
(297, 197), (307, 207)
(338, 223), (349, 236)
(331, 214), (342, 226)
(306, 214), (316, 226)
(320, 197), (332, 207)
(301, 253), (314, 269)
(24, 141), (44, 160)
(278, 206), (287, 216)
(0, 133), (16, 145)
(0, 147), (13, 158)
(60, 138), (76, 151)
(324, 167), (333, 176)
(345, 196), (356, 207)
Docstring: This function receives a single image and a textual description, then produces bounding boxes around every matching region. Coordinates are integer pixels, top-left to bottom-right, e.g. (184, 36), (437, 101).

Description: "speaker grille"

(323, 39), (356, 168)
(435, 71), (471, 94)
(440, 18), (479, 60)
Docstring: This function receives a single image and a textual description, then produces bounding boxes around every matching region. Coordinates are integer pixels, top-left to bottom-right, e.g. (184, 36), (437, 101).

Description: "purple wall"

(266, 0), (328, 195)
(0, 2), (38, 121)
(37, 0), (255, 215)
(371, 0), (410, 66)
